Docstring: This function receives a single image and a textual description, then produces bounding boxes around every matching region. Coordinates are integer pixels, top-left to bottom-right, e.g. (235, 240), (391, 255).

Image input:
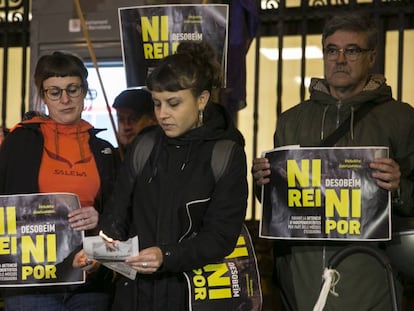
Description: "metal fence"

(0, 0), (30, 128)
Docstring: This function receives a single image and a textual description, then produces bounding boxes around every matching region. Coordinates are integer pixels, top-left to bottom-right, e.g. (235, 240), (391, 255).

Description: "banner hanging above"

(118, 4), (229, 88)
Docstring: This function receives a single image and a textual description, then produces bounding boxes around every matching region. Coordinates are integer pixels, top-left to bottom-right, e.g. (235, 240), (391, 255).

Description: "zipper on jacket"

(335, 100), (342, 128)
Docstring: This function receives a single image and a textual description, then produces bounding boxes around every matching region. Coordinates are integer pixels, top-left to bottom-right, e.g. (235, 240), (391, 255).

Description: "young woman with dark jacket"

(74, 41), (249, 311)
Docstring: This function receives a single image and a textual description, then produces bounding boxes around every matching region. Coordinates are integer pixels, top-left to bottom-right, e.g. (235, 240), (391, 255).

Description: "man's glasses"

(42, 84), (83, 101)
(323, 46), (372, 61)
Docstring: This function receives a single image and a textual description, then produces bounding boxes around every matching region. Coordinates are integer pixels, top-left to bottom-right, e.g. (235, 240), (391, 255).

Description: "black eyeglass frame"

(42, 84), (85, 101)
(323, 46), (373, 61)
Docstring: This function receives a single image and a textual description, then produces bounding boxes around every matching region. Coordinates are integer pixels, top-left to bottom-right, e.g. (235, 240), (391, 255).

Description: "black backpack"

(131, 130), (235, 181)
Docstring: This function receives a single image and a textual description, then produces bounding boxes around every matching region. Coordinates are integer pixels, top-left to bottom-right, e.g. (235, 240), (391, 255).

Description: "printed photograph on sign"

(0, 193), (84, 287)
(118, 4), (228, 88)
(260, 146), (391, 241)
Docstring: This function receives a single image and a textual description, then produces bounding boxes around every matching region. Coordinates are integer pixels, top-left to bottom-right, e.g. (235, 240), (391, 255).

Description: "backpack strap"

(211, 140), (236, 182)
(320, 98), (390, 147)
(132, 129), (235, 181)
(131, 130), (157, 175)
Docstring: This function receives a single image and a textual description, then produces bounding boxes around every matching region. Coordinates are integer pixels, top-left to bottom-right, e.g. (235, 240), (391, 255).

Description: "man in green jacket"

(252, 12), (414, 311)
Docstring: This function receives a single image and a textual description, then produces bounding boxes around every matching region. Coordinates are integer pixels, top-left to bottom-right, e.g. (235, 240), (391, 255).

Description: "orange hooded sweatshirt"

(22, 116), (100, 207)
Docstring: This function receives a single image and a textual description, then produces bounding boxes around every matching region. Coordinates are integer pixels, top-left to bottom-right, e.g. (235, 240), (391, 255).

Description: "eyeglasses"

(323, 46), (372, 61)
(42, 84), (83, 101)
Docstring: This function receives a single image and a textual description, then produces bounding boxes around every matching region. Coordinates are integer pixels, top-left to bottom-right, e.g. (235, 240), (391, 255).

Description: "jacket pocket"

(179, 197), (211, 241)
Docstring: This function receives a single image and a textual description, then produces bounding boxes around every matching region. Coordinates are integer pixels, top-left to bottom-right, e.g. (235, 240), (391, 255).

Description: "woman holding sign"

(0, 51), (119, 311)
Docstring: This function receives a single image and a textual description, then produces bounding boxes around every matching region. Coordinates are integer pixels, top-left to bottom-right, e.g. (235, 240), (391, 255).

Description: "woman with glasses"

(0, 51), (119, 311)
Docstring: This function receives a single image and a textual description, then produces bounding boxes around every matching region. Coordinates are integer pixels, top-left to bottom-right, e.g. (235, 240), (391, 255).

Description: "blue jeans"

(4, 292), (111, 311)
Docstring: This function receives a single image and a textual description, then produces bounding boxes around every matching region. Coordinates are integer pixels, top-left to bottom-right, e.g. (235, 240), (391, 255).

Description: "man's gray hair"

(322, 12), (378, 50)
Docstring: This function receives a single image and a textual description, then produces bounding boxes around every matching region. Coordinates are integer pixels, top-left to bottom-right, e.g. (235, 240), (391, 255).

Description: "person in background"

(112, 88), (157, 153)
(251, 12), (414, 311)
(74, 41), (248, 311)
(0, 51), (119, 311)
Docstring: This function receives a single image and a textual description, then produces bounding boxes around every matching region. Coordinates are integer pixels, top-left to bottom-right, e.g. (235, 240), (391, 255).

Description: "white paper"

(84, 235), (139, 280)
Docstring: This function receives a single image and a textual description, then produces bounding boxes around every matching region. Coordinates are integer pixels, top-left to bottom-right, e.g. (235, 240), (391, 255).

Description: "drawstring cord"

(53, 122), (86, 161)
(320, 105), (329, 141)
(350, 106), (355, 140)
(77, 122), (85, 161)
(147, 137), (194, 183)
(147, 137), (162, 183)
(181, 142), (193, 171)
(54, 123), (59, 159)
(148, 144), (160, 183)
(313, 268), (341, 311)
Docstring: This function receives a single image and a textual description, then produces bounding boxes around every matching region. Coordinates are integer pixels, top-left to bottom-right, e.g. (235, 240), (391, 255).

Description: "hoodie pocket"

(179, 197), (211, 241)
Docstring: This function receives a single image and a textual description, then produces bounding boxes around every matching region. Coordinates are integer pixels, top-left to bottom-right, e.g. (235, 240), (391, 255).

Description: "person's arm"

(0, 132), (11, 192)
(389, 105), (414, 216)
(0, 127), (42, 194)
(396, 176), (414, 215)
(251, 157), (271, 202)
(251, 110), (291, 202)
(98, 146), (138, 240)
(68, 206), (99, 231)
(386, 146), (414, 216)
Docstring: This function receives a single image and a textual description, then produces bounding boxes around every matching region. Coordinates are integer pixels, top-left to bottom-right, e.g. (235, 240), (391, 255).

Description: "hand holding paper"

(83, 232), (139, 280)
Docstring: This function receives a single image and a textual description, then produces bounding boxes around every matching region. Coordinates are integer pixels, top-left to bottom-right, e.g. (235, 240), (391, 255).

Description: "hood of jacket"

(16, 115), (95, 162)
(308, 74), (393, 142)
(165, 102), (245, 147)
(143, 102), (245, 182)
(309, 74), (393, 108)
(274, 74), (400, 148)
